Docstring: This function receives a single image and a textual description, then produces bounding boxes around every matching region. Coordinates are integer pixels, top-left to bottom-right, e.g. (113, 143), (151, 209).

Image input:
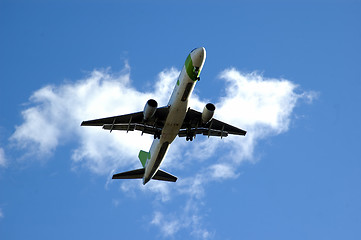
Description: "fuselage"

(143, 47), (206, 184)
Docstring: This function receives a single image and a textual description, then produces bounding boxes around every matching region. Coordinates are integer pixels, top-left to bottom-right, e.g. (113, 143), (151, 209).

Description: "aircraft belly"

(84, 47), (212, 185)
(144, 104), (187, 182)
(143, 51), (201, 184)
(143, 82), (193, 183)
(162, 105), (187, 140)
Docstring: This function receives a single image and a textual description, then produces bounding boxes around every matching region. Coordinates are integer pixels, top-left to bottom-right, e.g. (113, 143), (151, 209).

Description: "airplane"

(81, 47), (246, 185)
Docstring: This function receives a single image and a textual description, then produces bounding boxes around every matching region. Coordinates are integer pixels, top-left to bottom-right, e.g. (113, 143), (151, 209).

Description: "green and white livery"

(81, 47), (246, 185)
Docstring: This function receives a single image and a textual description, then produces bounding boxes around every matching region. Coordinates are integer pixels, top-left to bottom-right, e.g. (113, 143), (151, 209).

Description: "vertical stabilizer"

(138, 150), (150, 167)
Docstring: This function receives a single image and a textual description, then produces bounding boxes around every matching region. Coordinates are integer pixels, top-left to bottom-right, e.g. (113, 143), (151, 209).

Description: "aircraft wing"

(81, 107), (169, 135)
(179, 108), (247, 138)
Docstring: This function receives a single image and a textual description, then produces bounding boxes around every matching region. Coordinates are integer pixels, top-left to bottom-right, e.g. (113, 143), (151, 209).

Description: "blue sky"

(1, 0), (360, 239)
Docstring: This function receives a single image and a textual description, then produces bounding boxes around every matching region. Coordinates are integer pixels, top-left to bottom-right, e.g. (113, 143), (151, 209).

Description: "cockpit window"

(190, 48), (197, 53)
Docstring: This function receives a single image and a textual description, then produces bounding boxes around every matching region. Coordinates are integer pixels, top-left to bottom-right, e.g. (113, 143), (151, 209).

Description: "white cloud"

(151, 211), (180, 236)
(10, 67), (178, 174)
(150, 200), (213, 239)
(0, 148), (6, 167)
(10, 65), (315, 238)
(209, 163), (239, 180)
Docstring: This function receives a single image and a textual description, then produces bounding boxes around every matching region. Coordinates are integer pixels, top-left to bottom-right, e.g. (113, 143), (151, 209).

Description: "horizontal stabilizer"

(153, 169), (177, 182)
(112, 168), (145, 179)
(112, 168), (177, 183)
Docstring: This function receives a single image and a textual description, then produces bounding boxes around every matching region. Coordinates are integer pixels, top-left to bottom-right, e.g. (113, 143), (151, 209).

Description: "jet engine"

(201, 103), (215, 124)
(143, 99), (158, 120)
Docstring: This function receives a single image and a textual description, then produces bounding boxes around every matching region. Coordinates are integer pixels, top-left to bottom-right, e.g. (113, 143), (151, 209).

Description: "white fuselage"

(143, 47), (206, 184)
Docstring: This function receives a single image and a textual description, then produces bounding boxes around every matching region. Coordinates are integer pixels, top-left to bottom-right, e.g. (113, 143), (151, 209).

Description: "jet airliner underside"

(81, 47), (246, 185)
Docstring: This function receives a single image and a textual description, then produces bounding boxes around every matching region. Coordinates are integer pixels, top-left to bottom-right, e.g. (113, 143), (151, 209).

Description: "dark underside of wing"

(81, 111), (144, 126)
(81, 107), (169, 135)
(180, 108), (247, 137)
(81, 106), (246, 138)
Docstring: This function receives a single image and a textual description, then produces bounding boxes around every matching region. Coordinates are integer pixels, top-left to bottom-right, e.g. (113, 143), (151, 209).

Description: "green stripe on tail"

(138, 150), (150, 167)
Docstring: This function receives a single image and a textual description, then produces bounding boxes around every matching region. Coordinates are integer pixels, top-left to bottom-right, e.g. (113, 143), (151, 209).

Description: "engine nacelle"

(143, 99), (158, 120)
(202, 103), (215, 124)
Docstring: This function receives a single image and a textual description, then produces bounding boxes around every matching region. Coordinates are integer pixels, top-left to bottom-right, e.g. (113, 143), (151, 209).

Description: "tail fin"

(138, 150), (150, 167)
(112, 168), (145, 179)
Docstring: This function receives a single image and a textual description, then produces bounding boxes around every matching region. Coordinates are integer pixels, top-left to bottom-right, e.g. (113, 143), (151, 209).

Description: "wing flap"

(81, 107), (169, 136)
(181, 108), (247, 136)
(102, 123), (162, 135)
(103, 124), (136, 131)
(178, 128), (229, 138)
(202, 129), (229, 137)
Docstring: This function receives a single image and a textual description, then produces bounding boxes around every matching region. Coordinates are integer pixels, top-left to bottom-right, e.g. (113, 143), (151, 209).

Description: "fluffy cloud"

(10, 66), (315, 238)
(10, 67), (177, 174)
(151, 209), (212, 239)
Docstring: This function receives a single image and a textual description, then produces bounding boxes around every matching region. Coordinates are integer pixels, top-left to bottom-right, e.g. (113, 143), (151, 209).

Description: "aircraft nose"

(194, 47), (206, 57)
(191, 47), (206, 67)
